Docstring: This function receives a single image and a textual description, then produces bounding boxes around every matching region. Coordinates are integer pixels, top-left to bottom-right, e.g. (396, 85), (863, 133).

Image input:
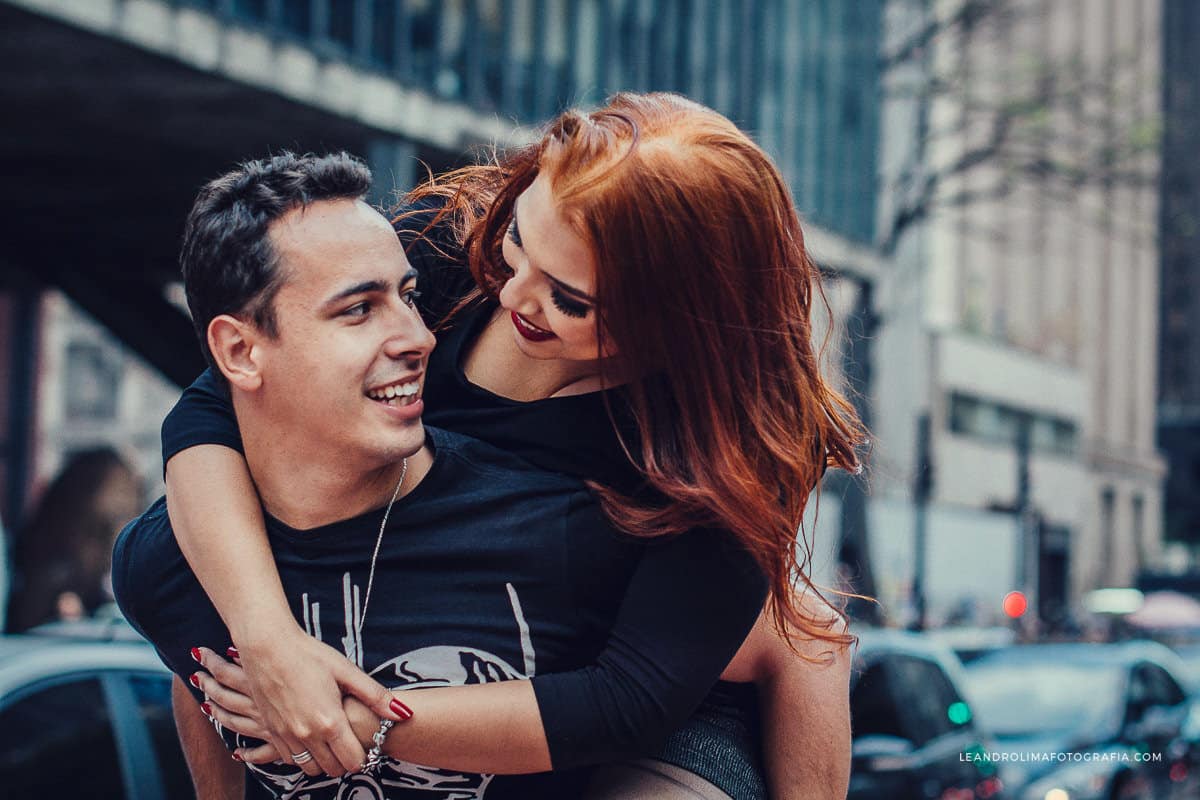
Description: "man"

(113, 152), (661, 799)
(113, 152), (852, 800)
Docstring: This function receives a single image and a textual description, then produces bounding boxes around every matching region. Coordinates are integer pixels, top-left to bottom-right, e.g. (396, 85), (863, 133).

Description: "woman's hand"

(191, 647), (269, 738)
(228, 696), (380, 767)
(191, 631), (398, 777)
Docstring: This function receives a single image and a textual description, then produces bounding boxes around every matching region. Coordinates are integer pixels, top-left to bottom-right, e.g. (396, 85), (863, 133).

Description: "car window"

(967, 658), (1122, 738)
(851, 659), (910, 741)
(1134, 663), (1187, 708)
(0, 677), (124, 796)
(890, 655), (969, 745)
(129, 674), (194, 799)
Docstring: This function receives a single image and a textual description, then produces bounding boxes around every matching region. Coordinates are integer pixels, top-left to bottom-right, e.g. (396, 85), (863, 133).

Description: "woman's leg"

(585, 759), (735, 800)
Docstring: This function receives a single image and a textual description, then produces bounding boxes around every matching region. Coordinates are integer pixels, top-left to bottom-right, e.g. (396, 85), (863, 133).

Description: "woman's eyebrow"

(512, 197), (596, 304)
(547, 274), (595, 304)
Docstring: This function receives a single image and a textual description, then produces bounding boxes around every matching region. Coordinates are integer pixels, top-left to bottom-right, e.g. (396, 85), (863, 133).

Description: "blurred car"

(927, 626), (1018, 665)
(1171, 642), (1200, 690)
(0, 620), (193, 798)
(849, 628), (1007, 800)
(964, 641), (1199, 800)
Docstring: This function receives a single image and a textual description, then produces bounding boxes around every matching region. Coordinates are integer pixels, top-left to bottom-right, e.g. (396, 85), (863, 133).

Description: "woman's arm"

(194, 513), (768, 774)
(161, 374), (399, 777)
(197, 656), (553, 773)
(721, 599), (853, 800)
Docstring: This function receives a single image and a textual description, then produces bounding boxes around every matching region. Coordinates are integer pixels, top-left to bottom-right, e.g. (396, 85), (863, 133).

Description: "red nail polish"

(226, 646), (240, 659)
(190, 647), (202, 663)
(189, 673), (201, 689)
(232, 752), (244, 762)
(390, 698), (414, 720)
(201, 702), (212, 716)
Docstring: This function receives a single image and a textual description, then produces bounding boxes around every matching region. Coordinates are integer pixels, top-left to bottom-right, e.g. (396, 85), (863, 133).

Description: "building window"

(1031, 416), (1079, 457)
(1101, 487), (1116, 584)
(64, 342), (120, 421)
(1132, 494), (1146, 568)
(948, 393), (984, 436)
(948, 392), (1078, 456)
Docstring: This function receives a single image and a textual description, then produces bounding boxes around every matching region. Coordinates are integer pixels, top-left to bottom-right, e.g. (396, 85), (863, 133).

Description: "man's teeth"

(367, 381), (420, 402)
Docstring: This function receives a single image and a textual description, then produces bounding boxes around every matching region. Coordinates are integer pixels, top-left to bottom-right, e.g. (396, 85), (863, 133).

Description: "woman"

(8, 448), (141, 632)
(171, 93), (862, 797)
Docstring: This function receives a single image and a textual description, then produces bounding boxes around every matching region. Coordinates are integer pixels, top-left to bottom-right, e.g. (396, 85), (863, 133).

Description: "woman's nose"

(498, 264), (538, 314)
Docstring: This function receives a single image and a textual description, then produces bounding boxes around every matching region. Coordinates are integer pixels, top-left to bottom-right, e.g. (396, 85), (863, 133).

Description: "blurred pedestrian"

(6, 447), (141, 632)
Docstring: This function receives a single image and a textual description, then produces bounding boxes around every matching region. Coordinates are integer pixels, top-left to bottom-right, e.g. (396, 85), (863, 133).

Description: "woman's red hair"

(405, 93), (866, 650)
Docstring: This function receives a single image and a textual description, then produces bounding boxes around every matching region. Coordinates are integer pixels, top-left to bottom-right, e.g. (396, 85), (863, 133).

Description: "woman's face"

(498, 173), (611, 363)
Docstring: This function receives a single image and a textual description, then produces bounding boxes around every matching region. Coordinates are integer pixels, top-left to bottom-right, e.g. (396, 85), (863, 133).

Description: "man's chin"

(382, 425), (426, 461)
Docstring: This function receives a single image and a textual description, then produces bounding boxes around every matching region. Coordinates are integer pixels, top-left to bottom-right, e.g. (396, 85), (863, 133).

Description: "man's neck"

(239, 425), (434, 531)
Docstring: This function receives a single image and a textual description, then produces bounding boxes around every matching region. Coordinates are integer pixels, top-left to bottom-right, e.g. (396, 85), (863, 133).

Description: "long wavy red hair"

(405, 93), (866, 649)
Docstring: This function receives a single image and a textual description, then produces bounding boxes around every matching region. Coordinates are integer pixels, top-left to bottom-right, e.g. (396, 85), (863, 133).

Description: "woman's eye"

(343, 302), (370, 317)
(402, 289), (422, 308)
(507, 217), (523, 247)
(551, 288), (590, 319)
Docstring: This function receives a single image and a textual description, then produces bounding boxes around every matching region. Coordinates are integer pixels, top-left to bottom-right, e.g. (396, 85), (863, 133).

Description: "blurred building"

(875, 0), (1166, 626)
(33, 292), (179, 493)
(1159, 0), (1200, 556)
(0, 1), (886, 584)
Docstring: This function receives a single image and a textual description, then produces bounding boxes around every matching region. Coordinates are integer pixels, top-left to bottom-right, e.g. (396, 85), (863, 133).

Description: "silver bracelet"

(361, 718), (396, 773)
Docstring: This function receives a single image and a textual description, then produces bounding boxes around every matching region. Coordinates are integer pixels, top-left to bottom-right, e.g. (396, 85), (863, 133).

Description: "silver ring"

(292, 750), (314, 765)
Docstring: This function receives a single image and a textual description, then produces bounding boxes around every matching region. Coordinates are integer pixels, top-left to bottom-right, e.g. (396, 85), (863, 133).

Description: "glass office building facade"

(180, 0), (883, 244)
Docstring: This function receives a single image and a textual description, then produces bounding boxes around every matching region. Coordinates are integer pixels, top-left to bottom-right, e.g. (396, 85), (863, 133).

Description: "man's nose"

(382, 309), (436, 360)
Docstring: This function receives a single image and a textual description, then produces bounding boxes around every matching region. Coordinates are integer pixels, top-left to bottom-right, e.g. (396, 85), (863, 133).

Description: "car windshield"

(965, 658), (1122, 738)
(1174, 644), (1200, 690)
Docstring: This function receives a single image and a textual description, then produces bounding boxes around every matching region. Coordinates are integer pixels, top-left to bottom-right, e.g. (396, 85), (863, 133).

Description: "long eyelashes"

(551, 288), (590, 318)
(508, 214), (590, 318)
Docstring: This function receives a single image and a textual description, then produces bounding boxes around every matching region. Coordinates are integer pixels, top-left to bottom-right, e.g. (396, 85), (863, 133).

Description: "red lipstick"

(511, 311), (555, 342)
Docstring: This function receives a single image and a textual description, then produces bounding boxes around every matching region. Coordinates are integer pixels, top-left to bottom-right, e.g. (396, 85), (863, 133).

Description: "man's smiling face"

(255, 198), (436, 468)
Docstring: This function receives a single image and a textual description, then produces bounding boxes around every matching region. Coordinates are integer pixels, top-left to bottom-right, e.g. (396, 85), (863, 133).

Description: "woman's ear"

(207, 315), (263, 391)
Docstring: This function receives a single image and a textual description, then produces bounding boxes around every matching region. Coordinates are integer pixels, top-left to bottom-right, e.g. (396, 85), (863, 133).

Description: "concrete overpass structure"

(1, 0), (527, 387)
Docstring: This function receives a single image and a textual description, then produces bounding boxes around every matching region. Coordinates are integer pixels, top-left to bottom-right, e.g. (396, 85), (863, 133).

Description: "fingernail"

(189, 673), (201, 689)
(200, 702), (212, 716)
(232, 752), (244, 762)
(190, 647), (202, 663)
(226, 646), (239, 660)
(390, 698), (414, 720)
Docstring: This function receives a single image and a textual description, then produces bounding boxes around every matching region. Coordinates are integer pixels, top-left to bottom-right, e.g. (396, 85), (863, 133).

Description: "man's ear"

(207, 315), (264, 391)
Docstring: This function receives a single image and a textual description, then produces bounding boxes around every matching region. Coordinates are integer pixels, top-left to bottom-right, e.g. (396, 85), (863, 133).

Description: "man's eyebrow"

(322, 269), (418, 307)
(512, 199), (595, 304)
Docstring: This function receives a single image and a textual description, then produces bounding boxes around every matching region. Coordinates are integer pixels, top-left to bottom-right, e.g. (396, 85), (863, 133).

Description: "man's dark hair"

(180, 151), (372, 370)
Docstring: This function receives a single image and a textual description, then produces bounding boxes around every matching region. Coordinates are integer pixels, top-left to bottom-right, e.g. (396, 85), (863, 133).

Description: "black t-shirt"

(117, 428), (653, 797)
(155, 201), (770, 794)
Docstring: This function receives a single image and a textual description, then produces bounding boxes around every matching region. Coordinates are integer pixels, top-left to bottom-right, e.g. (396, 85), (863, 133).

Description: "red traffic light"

(1003, 591), (1028, 618)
